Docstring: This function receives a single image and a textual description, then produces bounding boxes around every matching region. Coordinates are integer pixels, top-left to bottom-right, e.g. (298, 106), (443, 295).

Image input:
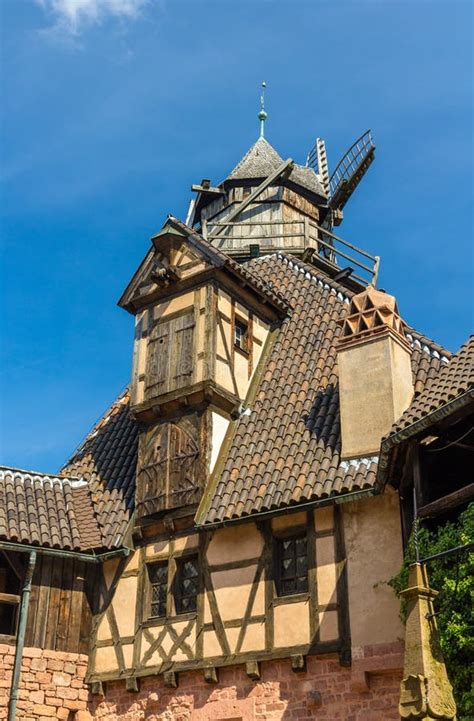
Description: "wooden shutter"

(145, 318), (172, 399)
(172, 312), (195, 389)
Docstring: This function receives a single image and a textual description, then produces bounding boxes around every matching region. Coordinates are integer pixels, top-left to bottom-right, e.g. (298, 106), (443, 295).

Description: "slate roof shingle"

(225, 137), (326, 198)
(0, 467), (102, 551)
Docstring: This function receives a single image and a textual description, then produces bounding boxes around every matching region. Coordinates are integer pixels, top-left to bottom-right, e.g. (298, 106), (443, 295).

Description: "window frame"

(274, 530), (309, 599)
(173, 554), (199, 616)
(146, 560), (169, 620)
(234, 317), (249, 355)
(0, 552), (22, 642)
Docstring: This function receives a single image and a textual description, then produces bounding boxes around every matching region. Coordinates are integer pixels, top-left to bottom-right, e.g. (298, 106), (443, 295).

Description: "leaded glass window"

(175, 557), (198, 614)
(276, 534), (308, 596)
(148, 563), (167, 618)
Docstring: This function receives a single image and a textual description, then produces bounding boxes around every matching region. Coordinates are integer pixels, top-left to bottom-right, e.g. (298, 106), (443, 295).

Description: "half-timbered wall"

(88, 505), (347, 682)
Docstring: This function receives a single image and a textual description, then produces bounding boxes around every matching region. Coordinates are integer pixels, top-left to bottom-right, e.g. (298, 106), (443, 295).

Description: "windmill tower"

(188, 88), (379, 289)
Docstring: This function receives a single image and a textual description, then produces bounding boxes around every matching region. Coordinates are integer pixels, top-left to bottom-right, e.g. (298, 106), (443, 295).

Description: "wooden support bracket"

(290, 654), (306, 673)
(203, 666), (219, 684)
(245, 661), (261, 681)
(125, 677), (140, 693)
(90, 681), (105, 697)
(163, 671), (178, 688)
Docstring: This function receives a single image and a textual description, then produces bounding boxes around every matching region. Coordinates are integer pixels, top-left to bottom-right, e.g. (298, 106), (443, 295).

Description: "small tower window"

(148, 562), (168, 618)
(234, 319), (249, 353)
(174, 556), (198, 614)
(275, 534), (308, 596)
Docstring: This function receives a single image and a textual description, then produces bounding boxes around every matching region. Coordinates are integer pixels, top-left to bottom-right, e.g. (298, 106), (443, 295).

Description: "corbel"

(245, 661), (260, 681)
(125, 677), (140, 693)
(290, 654), (306, 673)
(89, 681), (105, 697)
(163, 671), (178, 688)
(203, 666), (218, 684)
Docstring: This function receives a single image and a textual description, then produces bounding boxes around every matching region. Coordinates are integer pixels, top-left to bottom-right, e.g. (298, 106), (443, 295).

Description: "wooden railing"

(204, 218), (380, 287)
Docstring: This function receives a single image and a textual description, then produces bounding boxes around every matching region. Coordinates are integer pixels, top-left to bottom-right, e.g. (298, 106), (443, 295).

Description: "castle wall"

(87, 654), (402, 721)
(0, 644), (90, 720)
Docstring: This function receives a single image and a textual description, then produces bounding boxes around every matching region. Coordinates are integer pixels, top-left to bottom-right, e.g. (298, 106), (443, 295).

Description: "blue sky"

(0, 0), (472, 473)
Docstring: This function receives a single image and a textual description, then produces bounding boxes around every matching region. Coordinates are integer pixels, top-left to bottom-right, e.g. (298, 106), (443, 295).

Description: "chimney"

(336, 285), (414, 459)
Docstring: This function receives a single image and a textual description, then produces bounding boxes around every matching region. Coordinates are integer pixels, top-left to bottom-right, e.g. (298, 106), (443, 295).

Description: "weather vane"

(258, 81), (267, 138)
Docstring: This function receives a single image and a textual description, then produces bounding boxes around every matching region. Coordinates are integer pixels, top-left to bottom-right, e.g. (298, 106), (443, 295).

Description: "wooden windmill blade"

(306, 137), (330, 196)
(328, 130), (375, 211)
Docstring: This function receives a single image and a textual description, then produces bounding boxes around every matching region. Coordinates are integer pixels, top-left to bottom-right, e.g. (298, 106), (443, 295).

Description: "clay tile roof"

(224, 137), (326, 198)
(0, 467), (102, 551)
(61, 388), (137, 549)
(61, 254), (451, 531)
(196, 254), (451, 525)
(387, 334), (474, 439)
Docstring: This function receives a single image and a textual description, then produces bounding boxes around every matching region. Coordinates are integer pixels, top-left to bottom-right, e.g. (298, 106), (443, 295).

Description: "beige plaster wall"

(343, 488), (404, 651)
(338, 334), (413, 458)
(210, 411), (230, 473)
(207, 523), (264, 565)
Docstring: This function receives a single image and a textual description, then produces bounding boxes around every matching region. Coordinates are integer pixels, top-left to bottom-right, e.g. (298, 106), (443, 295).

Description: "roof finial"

(258, 81), (267, 138)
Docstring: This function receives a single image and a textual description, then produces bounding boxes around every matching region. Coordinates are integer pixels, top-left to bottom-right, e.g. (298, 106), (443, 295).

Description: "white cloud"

(37, 0), (149, 34)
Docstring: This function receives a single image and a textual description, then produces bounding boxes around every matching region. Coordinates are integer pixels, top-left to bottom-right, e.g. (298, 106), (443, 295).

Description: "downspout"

(8, 550), (37, 721)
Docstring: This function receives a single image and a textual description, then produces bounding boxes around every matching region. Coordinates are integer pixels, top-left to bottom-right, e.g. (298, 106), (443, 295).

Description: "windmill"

(306, 130), (375, 228)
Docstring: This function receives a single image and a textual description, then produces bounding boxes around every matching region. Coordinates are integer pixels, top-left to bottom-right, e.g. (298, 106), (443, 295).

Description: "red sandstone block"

(36, 672), (52, 684)
(56, 686), (79, 700)
(52, 672), (71, 687)
(32, 704), (57, 717)
(63, 661), (77, 674)
(23, 647), (43, 658)
(46, 659), (64, 671)
(30, 658), (47, 672)
(63, 698), (87, 711)
(44, 694), (65, 707)
(29, 690), (45, 704)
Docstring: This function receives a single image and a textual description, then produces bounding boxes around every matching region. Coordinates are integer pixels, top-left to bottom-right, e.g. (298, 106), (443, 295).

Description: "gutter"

(376, 388), (474, 489)
(0, 541), (130, 564)
(195, 487), (377, 531)
(8, 551), (36, 721)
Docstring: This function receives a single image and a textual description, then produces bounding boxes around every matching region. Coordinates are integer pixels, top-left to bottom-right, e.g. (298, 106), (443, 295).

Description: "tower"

(118, 216), (288, 521)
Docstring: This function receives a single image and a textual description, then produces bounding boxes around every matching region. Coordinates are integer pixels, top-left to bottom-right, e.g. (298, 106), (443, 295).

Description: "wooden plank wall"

(25, 556), (96, 654)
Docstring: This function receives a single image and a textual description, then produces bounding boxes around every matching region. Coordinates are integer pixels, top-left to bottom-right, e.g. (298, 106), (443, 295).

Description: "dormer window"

(234, 319), (249, 354)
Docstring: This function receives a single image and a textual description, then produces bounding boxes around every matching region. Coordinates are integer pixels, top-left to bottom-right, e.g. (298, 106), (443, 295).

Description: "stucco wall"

(343, 488), (404, 653)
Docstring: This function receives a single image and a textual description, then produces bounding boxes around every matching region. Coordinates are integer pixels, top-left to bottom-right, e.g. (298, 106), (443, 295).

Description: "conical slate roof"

(225, 137), (327, 198)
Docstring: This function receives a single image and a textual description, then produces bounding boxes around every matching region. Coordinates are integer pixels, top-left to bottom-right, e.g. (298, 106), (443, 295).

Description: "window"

(174, 556), (198, 614)
(0, 555), (21, 637)
(275, 534), (308, 596)
(148, 563), (168, 618)
(234, 319), (249, 353)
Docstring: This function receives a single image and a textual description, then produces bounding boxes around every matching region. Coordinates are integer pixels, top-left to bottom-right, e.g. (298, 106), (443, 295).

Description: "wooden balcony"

(203, 218), (380, 288)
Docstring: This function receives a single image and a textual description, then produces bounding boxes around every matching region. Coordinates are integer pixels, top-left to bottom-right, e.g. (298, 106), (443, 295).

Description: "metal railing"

(205, 218), (380, 287)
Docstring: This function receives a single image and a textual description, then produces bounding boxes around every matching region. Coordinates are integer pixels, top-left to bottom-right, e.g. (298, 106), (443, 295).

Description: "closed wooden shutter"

(145, 319), (171, 398)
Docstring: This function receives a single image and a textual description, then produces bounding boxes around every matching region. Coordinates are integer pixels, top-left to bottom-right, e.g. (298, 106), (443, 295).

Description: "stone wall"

(0, 644), (403, 720)
(0, 644), (90, 720)
(90, 651), (403, 721)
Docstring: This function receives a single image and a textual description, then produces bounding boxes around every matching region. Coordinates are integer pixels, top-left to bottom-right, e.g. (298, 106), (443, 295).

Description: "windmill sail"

(328, 130), (375, 211)
(306, 138), (330, 196)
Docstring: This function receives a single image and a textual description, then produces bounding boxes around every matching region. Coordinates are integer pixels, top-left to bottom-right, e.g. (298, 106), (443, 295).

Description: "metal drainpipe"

(8, 550), (37, 721)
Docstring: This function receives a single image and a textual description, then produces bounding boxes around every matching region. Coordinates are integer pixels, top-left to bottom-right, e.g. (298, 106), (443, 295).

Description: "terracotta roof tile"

(0, 467), (102, 551)
(61, 253), (451, 534)
(197, 254), (450, 525)
(62, 389), (137, 548)
(387, 334), (474, 438)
